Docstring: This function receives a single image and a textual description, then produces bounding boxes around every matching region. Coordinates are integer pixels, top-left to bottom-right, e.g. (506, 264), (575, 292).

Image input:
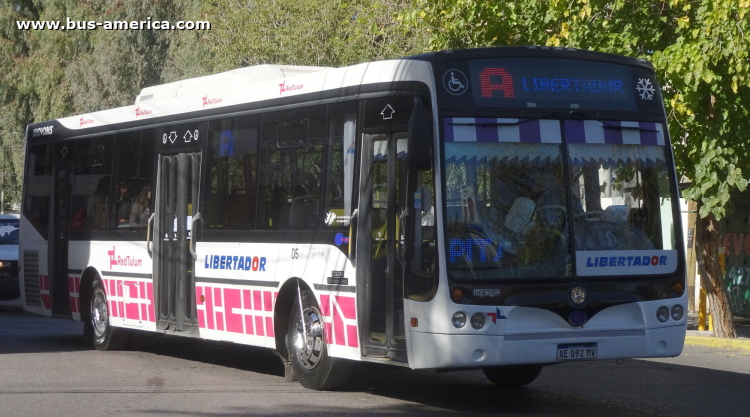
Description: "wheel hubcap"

(91, 289), (108, 337)
(293, 307), (324, 370)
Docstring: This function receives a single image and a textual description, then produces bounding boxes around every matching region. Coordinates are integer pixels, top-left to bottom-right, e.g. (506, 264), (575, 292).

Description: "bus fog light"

(656, 306), (669, 323)
(671, 305), (684, 321)
(452, 312), (466, 328)
(470, 313), (485, 330)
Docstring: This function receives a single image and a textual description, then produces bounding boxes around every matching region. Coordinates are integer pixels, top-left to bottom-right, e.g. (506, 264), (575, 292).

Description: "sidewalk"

(685, 312), (750, 351)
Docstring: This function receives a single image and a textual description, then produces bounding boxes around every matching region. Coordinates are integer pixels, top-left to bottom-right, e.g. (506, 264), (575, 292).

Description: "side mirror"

(407, 107), (433, 171)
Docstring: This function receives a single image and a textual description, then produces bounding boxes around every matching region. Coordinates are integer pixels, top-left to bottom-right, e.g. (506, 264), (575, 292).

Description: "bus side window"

(23, 145), (53, 238)
(258, 106), (326, 230)
(205, 115), (259, 230)
(112, 131), (155, 229)
(72, 136), (114, 231)
(323, 107), (357, 229)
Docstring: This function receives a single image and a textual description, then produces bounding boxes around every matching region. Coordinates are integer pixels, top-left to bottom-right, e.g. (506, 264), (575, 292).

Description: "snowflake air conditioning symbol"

(636, 78), (655, 100)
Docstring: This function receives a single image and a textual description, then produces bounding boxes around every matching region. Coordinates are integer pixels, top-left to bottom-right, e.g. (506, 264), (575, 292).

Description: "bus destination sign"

(469, 58), (635, 110)
(438, 57), (661, 113)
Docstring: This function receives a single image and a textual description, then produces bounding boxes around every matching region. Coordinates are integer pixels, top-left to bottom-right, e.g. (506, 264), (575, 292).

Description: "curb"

(684, 336), (750, 351)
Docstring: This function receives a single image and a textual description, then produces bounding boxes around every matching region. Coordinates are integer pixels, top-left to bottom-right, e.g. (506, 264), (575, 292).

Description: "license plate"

(557, 343), (597, 361)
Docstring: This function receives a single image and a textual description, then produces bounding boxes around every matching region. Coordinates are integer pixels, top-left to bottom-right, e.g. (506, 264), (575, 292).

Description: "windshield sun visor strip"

(444, 118), (562, 144)
(563, 120), (664, 146)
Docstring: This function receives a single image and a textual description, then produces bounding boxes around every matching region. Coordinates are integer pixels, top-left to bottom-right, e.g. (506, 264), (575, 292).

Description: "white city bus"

(21, 47), (687, 390)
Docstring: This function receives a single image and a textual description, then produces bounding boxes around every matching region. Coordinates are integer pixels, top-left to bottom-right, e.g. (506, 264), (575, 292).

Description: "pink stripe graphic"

(205, 286), (215, 330)
(334, 308), (344, 346)
(147, 283), (155, 322)
(335, 296), (356, 320)
(243, 290), (254, 335)
(265, 317), (274, 338)
(263, 291), (272, 312)
(253, 291), (262, 311)
(319, 295), (331, 316)
(196, 286), (205, 328)
(224, 288), (243, 334)
(347, 325), (358, 348)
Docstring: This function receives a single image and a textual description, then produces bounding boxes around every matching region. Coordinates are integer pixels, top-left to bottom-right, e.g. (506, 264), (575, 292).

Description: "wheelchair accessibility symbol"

(443, 69), (468, 95)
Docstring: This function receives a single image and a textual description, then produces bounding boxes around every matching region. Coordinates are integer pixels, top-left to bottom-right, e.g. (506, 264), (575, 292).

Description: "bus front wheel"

(90, 280), (129, 351)
(482, 365), (543, 387)
(286, 293), (351, 390)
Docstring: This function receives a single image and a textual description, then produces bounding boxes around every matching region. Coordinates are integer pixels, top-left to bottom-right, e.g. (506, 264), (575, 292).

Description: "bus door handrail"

(348, 209), (358, 264)
(146, 213), (155, 259)
(189, 212), (202, 261)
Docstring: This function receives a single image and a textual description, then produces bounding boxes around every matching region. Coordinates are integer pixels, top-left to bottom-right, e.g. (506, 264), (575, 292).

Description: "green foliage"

(0, 0), (211, 210)
(203, 0), (427, 69)
(405, 0), (750, 221)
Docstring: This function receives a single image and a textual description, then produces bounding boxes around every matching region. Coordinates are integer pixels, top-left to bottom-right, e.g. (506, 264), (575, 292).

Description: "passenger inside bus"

(115, 181), (133, 227)
(129, 185), (151, 228)
(86, 178), (110, 230)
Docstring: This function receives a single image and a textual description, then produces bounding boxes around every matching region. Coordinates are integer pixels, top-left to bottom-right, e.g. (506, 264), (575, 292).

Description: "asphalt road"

(1, 305), (748, 416)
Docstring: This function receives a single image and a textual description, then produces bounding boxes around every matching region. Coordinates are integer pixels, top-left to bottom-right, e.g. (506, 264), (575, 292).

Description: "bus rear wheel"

(483, 365), (543, 387)
(90, 280), (129, 351)
(286, 293), (351, 390)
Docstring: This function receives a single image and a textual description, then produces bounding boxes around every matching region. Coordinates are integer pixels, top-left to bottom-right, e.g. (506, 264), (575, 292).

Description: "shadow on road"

(0, 309), (88, 354)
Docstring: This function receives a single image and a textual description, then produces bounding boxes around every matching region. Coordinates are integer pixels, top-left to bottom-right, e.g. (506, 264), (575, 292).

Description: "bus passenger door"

(49, 163), (73, 318)
(154, 151), (202, 333)
(358, 133), (408, 362)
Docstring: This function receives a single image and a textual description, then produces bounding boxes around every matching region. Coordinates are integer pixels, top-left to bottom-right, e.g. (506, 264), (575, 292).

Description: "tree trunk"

(695, 201), (736, 338)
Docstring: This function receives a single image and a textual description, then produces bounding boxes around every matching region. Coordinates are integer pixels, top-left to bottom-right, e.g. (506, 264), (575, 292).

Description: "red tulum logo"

(279, 81), (303, 95)
(135, 107), (152, 118)
(108, 246), (143, 270)
(202, 94), (222, 108)
(79, 116), (94, 127)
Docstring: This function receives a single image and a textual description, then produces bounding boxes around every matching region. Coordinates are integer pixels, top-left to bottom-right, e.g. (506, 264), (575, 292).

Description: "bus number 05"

(291, 248), (299, 259)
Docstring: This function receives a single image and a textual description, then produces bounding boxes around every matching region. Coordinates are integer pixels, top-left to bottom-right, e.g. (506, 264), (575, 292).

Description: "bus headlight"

(656, 306), (670, 323)
(452, 312), (466, 328)
(671, 305), (684, 321)
(470, 313), (485, 330)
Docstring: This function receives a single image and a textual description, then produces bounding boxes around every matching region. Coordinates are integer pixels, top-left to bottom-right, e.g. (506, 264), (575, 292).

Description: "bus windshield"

(0, 218), (19, 245)
(444, 118), (677, 280)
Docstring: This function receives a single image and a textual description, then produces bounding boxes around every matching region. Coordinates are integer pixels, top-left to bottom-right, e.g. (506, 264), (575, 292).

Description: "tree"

(406, 0), (750, 337)
(203, 0), (427, 70)
(0, 0), (212, 211)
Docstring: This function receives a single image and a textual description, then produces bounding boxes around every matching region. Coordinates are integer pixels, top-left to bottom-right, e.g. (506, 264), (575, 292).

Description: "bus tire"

(286, 294), (351, 390)
(90, 280), (129, 351)
(482, 365), (543, 387)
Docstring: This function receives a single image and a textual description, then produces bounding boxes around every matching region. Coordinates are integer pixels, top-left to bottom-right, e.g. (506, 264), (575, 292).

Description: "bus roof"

(26, 47), (654, 143)
(27, 59), (435, 142)
(135, 65), (332, 103)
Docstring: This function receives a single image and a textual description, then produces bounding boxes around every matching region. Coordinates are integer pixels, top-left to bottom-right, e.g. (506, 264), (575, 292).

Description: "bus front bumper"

(408, 325), (685, 369)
